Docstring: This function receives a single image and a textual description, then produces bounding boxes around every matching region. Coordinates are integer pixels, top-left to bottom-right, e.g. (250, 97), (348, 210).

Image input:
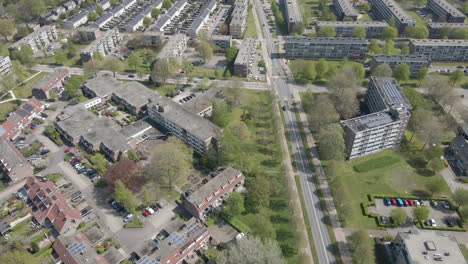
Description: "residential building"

(0, 56), (11, 76)
(408, 38), (468, 61)
(80, 29), (121, 61)
(0, 139), (33, 183)
(234, 37), (257, 76)
(284, 0), (303, 33)
(428, 22), (468, 38)
(370, 54), (430, 77)
(148, 96), (222, 155)
(153, 0), (188, 32)
(133, 31), (163, 47)
(427, 0), (466, 23)
(32, 68), (70, 100)
(230, 0), (248, 37)
(124, 0), (163, 32)
(0, 97), (44, 140)
(316, 21), (389, 38)
(8, 25), (58, 53)
(63, 1), (76, 11)
(156, 33), (187, 60)
(369, 0), (416, 31)
(392, 229), (467, 264)
(341, 77), (412, 159)
(135, 218), (210, 264)
(64, 5), (99, 29)
(21, 176), (81, 234)
(212, 35), (232, 48)
(76, 27), (102, 42)
(333, 0), (358, 21)
(184, 167), (244, 220)
(98, 0), (111, 10)
(449, 124), (468, 176)
(187, 0), (217, 37)
(181, 89), (225, 117)
(284, 37), (368, 59)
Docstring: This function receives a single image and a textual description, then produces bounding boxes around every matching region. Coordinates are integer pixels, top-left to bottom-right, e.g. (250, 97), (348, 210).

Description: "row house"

(32, 68), (70, 100)
(0, 97), (44, 140)
(0, 139), (33, 183)
(79, 29), (121, 62)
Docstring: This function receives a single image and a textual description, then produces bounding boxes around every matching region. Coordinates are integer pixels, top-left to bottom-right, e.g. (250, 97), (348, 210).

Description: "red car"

(142, 210), (150, 217)
(403, 200), (408, 206)
(29, 125), (36, 129)
(65, 148), (71, 153)
(407, 199), (414, 206)
(390, 199), (397, 205)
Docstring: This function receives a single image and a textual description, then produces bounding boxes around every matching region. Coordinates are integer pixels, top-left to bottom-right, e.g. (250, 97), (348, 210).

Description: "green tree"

(449, 69), (464, 87)
(54, 51), (67, 65)
(152, 58), (178, 82)
(110, 0), (120, 6)
(0, 19), (16, 41)
(11, 44), (36, 68)
(151, 8), (161, 19)
(348, 230), (373, 264)
(371, 64), (393, 77)
(96, 5), (104, 16)
(246, 175), (271, 211)
(400, 44), (410, 54)
(453, 189), (468, 207)
(197, 41), (213, 61)
(93, 51), (104, 61)
(0, 249), (36, 263)
(142, 187), (152, 207)
(143, 17), (152, 28)
(391, 208), (408, 226)
(162, 0), (172, 9)
(315, 58), (328, 80)
(90, 153), (108, 174)
(404, 25), (429, 39)
(362, 3), (370, 12)
(127, 53), (141, 72)
(352, 26), (366, 38)
(218, 236), (286, 264)
(113, 180), (139, 212)
(317, 125), (345, 161)
(393, 63), (410, 82)
(225, 45), (238, 65)
(291, 22), (305, 35)
(425, 177), (445, 196)
(127, 149), (141, 161)
(252, 211), (276, 239)
(309, 94), (339, 132)
(449, 28), (468, 39)
(317, 25), (336, 37)
(88, 11), (98, 21)
(10, 60), (30, 82)
(181, 58), (193, 76)
(30, 241), (40, 253)
(101, 56), (124, 77)
(388, 16), (396, 28)
(64, 75), (86, 98)
(417, 67), (428, 85)
(223, 192), (244, 218)
(383, 27), (398, 40)
(368, 39), (380, 54)
(412, 206), (430, 222)
(84, 59), (100, 77)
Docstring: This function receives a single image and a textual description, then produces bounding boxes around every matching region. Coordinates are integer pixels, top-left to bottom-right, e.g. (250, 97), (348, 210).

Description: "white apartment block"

(0, 56), (11, 76)
(80, 29), (121, 61)
(9, 25), (58, 53)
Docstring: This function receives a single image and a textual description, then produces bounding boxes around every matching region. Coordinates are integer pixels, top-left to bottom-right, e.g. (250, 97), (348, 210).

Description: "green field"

(13, 72), (49, 99)
(245, 8), (258, 39)
(0, 100), (21, 122)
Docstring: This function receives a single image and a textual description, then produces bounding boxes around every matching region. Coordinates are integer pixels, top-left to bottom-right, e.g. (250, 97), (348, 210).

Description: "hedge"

(353, 156), (400, 172)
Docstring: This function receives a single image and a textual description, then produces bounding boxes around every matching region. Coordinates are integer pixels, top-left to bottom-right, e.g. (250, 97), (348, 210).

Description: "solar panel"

(69, 242), (86, 255)
(15, 109), (28, 118)
(22, 103), (33, 112)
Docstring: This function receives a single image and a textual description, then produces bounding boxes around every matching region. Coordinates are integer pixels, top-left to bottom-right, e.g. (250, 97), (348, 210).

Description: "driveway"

(441, 168), (468, 193)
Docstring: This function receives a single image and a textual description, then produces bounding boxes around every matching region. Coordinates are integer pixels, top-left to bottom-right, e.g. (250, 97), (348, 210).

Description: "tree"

(391, 208), (408, 226)
(417, 67), (428, 85)
(101, 56), (124, 77)
(143, 17), (152, 28)
(362, 2), (370, 12)
(449, 69), (464, 87)
(315, 58), (328, 80)
(113, 180), (139, 212)
(449, 28), (468, 39)
(225, 45), (238, 65)
(383, 27), (397, 40)
(88, 11), (98, 21)
(393, 63), (410, 82)
(31, 241), (40, 253)
(316, 125), (345, 161)
(84, 59), (100, 77)
(0, 249), (36, 264)
(371, 64), (393, 77)
(348, 230), (373, 264)
(309, 94), (339, 132)
(218, 236), (286, 264)
(54, 51), (67, 65)
(388, 16), (396, 28)
(142, 187), (152, 207)
(197, 41), (213, 61)
(404, 25), (429, 39)
(162, 0), (172, 9)
(10, 60), (29, 82)
(11, 44), (36, 68)
(127, 53), (141, 72)
(352, 26), (366, 38)
(223, 192), (244, 218)
(90, 153), (108, 174)
(65, 42), (77, 58)
(368, 39), (380, 54)
(64, 75), (86, 98)
(416, 114), (443, 151)
(291, 22), (305, 35)
(181, 58), (193, 76)
(453, 189), (468, 207)
(425, 177), (445, 196)
(152, 58), (178, 82)
(413, 206), (430, 222)
(400, 44), (410, 54)
(0, 19), (15, 41)
(383, 40), (397, 54)
(151, 8), (161, 19)
(96, 5), (104, 16)
(415, 0), (427, 7)
(103, 159), (145, 193)
(252, 211), (276, 239)
(147, 137), (193, 188)
(245, 174), (271, 211)
(111, 0), (120, 6)
(93, 51), (104, 61)
(317, 25), (336, 37)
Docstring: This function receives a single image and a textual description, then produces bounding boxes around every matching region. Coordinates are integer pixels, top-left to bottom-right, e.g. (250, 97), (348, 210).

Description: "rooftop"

(285, 0), (302, 22)
(316, 20), (389, 27)
(234, 38), (257, 66)
(341, 111), (398, 132)
(370, 77), (412, 110)
(334, 0), (358, 17)
(157, 34), (186, 60)
(373, 54), (429, 62)
(409, 38), (468, 46)
(188, 0), (217, 33)
(0, 138), (29, 171)
(428, 22), (468, 28)
(9, 25), (56, 50)
(429, 0), (466, 18)
(285, 36), (368, 44)
(32, 68), (69, 92)
(81, 29), (119, 54)
(374, 0), (415, 24)
(181, 89), (224, 115)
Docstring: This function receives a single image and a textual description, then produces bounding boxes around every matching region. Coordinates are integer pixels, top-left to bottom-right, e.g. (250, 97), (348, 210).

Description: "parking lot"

(370, 198), (461, 228)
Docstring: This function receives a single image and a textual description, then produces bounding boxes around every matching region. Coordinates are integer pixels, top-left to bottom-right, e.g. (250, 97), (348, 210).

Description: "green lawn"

(245, 8), (258, 39)
(431, 72), (468, 88)
(13, 72), (49, 99)
(123, 48), (163, 74)
(358, 13), (373, 22)
(289, 59), (364, 84)
(0, 101), (21, 122)
(38, 44), (87, 66)
(407, 10), (427, 25)
(297, 0), (321, 20)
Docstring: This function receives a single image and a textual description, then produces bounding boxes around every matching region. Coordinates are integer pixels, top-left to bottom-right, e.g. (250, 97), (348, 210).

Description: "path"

(0, 71), (43, 104)
(441, 168), (468, 193)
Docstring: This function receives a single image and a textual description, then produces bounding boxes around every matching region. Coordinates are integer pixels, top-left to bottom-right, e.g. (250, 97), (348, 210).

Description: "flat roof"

(316, 20), (389, 27)
(0, 138), (27, 171)
(285, 36), (368, 44)
(81, 29), (119, 54)
(429, 0), (466, 18)
(428, 22), (468, 28)
(373, 0), (415, 24)
(157, 34), (186, 59)
(373, 54), (429, 62)
(9, 25), (56, 49)
(285, 0), (302, 22)
(234, 38), (257, 66)
(334, 0), (358, 17)
(181, 89), (224, 115)
(409, 38), (468, 46)
(370, 77), (412, 110)
(341, 111), (398, 132)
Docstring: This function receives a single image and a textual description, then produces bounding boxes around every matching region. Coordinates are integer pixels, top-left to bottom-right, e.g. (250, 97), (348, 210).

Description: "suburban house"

(449, 124), (468, 176)
(21, 176), (82, 234)
(135, 218), (210, 264)
(183, 167), (245, 220)
(0, 97), (44, 140)
(0, 138), (34, 183)
(32, 68), (70, 99)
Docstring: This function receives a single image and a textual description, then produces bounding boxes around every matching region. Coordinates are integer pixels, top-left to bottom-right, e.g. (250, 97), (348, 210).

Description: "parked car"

(383, 198), (391, 206)
(406, 199), (414, 206)
(381, 216), (390, 224)
(414, 200), (420, 207)
(430, 200), (438, 207)
(64, 148), (72, 153)
(29, 125), (36, 130)
(157, 200), (168, 208)
(396, 198), (404, 206)
(390, 198), (397, 206)
(419, 200), (426, 206)
(123, 213), (135, 222)
(442, 201), (450, 209)
(403, 200), (408, 206)
(424, 218), (437, 227)
(445, 218), (457, 227)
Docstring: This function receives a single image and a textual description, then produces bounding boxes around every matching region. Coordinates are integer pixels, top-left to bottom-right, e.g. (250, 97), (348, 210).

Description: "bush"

(45, 173), (64, 182)
(124, 217), (144, 228)
(78, 222), (86, 229)
(64, 152), (74, 161)
(224, 216), (251, 233)
(31, 242), (40, 253)
(353, 156), (400, 172)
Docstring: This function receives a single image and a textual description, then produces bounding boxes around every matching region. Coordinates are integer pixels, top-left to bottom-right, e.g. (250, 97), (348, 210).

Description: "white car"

(146, 207), (155, 215)
(123, 213), (135, 222)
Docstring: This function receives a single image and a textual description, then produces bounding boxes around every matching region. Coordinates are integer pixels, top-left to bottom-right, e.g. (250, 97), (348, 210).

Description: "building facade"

(233, 38), (257, 77)
(212, 35), (232, 48)
(427, 22), (468, 38)
(284, 37), (368, 59)
(284, 0), (303, 33)
(187, 0), (217, 37)
(369, 0), (416, 31)
(370, 54), (430, 77)
(156, 33), (187, 61)
(449, 124), (468, 176)
(0, 139), (34, 184)
(0, 56), (11, 76)
(333, 0), (358, 21)
(427, 0), (466, 23)
(230, 0), (248, 37)
(409, 38), (468, 61)
(32, 68), (70, 100)
(9, 25), (58, 53)
(80, 29), (121, 62)
(316, 21), (389, 38)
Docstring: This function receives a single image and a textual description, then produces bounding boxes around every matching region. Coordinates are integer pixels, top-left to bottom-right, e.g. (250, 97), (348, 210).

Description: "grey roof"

(117, 82), (160, 108)
(93, 11), (114, 27)
(186, 167), (243, 205)
(370, 77), (412, 110)
(285, 0), (302, 23)
(98, 0), (110, 7)
(83, 75), (120, 97)
(334, 0), (358, 17)
(409, 38), (468, 46)
(181, 89), (224, 115)
(80, 28), (119, 55)
(429, 0), (466, 18)
(0, 139), (28, 171)
(32, 68), (68, 91)
(341, 111), (398, 132)
(396, 229), (466, 263)
(285, 36), (368, 44)
(188, 0), (216, 34)
(118, 119), (152, 139)
(428, 22), (468, 29)
(56, 234), (100, 263)
(156, 34), (186, 59)
(234, 38), (257, 66)
(316, 20), (389, 27)
(452, 134), (468, 161)
(67, 9), (90, 24)
(375, 0), (415, 24)
(127, 14), (146, 28)
(373, 54), (429, 63)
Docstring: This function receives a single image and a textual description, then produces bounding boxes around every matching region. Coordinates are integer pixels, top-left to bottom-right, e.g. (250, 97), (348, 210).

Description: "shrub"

(353, 156), (400, 172)
(78, 222), (86, 229)
(124, 217), (144, 228)
(31, 242), (40, 253)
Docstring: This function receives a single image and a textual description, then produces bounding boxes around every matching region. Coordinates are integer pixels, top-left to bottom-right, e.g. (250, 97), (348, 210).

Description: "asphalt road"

(252, 1), (336, 263)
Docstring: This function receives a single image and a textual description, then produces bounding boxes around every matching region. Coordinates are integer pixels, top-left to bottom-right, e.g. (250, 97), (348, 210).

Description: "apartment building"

(234, 37), (257, 77)
(427, 0), (466, 23)
(32, 68), (70, 100)
(76, 27), (102, 42)
(156, 33), (187, 60)
(9, 25), (58, 53)
(0, 97), (44, 140)
(212, 35), (232, 48)
(284, 0), (303, 33)
(369, 0), (416, 31)
(92, 0), (139, 29)
(428, 22), (468, 38)
(449, 124), (468, 176)
(284, 37), (368, 59)
(22, 176), (82, 234)
(153, 0), (188, 32)
(181, 89), (225, 117)
(316, 21), (389, 38)
(63, 3), (107, 29)
(333, 0), (358, 21)
(0, 56), (11, 76)
(133, 31), (163, 47)
(230, 0), (248, 37)
(408, 38), (468, 61)
(184, 167), (244, 220)
(80, 29), (121, 61)
(341, 77), (412, 159)
(0, 139), (33, 184)
(187, 0), (217, 37)
(125, 0), (163, 32)
(370, 54), (430, 77)
(392, 229), (466, 264)
(136, 218), (210, 264)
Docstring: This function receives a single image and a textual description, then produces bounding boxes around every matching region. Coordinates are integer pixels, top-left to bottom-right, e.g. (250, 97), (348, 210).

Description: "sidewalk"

(441, 168), (468, 192)
(292, 88), (353, 264)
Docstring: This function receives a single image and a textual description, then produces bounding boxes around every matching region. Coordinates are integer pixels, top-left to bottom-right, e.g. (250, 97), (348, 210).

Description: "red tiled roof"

(0, 97), (43, 139)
